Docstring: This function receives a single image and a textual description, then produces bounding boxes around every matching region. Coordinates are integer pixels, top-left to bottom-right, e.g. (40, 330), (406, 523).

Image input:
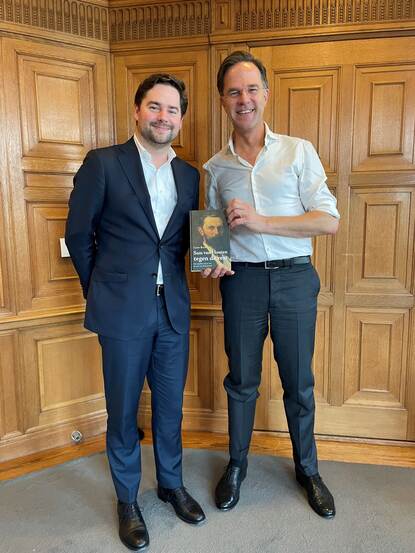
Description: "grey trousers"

(219, 261), (320, 476)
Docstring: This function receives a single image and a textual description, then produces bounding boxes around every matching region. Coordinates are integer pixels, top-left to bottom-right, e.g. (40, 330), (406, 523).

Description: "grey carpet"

(0, 445), (414, 553)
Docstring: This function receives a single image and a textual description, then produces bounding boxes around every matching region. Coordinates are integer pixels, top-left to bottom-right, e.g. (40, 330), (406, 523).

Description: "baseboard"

(1, 429), (414, 481)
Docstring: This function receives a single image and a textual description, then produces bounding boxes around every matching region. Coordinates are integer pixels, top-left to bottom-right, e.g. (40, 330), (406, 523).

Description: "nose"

(158, 108), (169, 121)
(239, 89), (250, 102)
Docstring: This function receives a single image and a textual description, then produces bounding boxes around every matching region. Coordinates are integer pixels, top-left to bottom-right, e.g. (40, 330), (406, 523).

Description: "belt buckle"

(156, 284), (163, 296)
(265, 260), (279, 270)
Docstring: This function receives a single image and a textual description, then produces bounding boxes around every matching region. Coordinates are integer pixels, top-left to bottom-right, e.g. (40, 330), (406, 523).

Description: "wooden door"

(252, 37), (415, 441)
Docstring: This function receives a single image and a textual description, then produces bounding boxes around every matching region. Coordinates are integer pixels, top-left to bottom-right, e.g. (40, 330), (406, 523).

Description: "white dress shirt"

(134, 134), (177, 283)
(203, 124), (340, 262)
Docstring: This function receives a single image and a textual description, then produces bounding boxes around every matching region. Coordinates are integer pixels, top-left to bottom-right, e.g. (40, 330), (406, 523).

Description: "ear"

(197, 227), (203, 237)
(133, 104), (140, 123)
(263, 87), (270, 104)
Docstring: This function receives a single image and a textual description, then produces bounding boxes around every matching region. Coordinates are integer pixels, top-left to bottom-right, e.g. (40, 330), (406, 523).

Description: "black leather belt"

(156, 284), (164, 296)
(232, 256), (311, 269)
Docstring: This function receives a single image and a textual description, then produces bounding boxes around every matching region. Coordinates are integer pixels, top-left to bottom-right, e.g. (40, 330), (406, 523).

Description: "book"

(190, 209), (231, 272)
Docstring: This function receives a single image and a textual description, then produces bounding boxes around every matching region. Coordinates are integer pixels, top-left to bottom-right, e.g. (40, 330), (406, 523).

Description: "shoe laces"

(119, 501), (140, 520)
(172, 487), (188, 501)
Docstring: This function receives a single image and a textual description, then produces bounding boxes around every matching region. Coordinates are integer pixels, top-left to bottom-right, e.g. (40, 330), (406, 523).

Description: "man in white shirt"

(203, 51), (340, 519)
(66, 74), (205, 551)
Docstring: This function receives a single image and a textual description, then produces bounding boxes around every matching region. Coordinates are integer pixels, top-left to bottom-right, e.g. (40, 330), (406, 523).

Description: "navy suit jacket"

(65, 137), (199, 340)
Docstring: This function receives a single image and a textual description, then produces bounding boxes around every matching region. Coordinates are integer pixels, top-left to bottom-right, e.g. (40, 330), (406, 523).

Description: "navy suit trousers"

(99, 294), (189, 503)
(220, 262), (320, 476)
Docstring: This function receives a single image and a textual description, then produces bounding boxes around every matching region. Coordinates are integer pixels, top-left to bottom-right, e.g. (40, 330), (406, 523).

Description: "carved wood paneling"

(353, 64), (415, 172)
(109, 1), (210, 42)
(18, 54), (97, 160)
(3, 37), (112, 315)
(0, 203), (8, 312)
(0, 331), (22, 441)
(0, 0), (109, 41)
(312, 233), (334, 294)
(21, 321), (105, 432)
(272, 68), (339, 174)
(0, 40), (13, 318)
(348, 188), (414, 294)
(26, 203), (81, 306)
(230, 0), (415, 32)
(1, 1), (414, 45)
(253, 38), (415, 441)
(344, 308), (409, 408)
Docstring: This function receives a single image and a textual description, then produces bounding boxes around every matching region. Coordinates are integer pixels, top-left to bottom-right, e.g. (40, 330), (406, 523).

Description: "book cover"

(190, 209), (231, 272)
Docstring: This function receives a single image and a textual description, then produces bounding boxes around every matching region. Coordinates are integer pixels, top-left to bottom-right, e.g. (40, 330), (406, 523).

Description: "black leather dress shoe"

(215, 462), (247, 511)
(296, 472), (336, 518)
(157, 486), (206, 524)
(117, 501), (149, 551)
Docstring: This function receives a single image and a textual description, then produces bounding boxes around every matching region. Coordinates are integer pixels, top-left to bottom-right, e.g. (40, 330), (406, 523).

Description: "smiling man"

(203, 52), (340, 519)
(66, 74), (205, 551)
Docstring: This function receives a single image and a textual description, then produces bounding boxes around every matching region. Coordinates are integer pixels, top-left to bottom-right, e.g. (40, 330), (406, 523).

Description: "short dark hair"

(217, 51), (268, 96)
(197, 211), (225, 230)
(134, 73), (188, 116)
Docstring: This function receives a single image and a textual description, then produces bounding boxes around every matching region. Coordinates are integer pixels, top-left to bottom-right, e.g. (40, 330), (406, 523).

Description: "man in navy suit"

(65, 74), (205, 551)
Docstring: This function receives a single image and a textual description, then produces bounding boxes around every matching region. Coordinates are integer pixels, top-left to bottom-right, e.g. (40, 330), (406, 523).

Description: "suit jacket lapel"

(117, 137), (160, 239)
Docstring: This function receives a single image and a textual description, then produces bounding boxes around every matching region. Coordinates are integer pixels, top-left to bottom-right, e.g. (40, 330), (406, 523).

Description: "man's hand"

(226, 199), (267, 232)
(226, 198), (339, 237)
(201, 264), (234, 279)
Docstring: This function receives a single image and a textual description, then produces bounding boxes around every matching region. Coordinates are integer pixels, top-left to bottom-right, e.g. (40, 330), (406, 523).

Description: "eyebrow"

(228, 85), (260, 90)
(147, 101), (179, 110)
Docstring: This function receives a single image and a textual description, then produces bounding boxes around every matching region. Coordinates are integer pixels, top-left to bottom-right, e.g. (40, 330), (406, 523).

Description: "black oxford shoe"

(157, 486), (206, 524)
(215, 462), (247, 511)
(117, 501), (149, 551)
(296, 472), (336, 518)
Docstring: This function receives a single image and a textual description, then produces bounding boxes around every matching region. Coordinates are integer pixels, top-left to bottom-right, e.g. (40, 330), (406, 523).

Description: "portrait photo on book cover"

(190, 209), (231, 272)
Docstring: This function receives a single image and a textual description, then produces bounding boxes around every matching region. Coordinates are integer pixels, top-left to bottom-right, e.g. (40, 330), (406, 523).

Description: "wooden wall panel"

(273, 69), (339, 174)
(348, 188), (414, 294)
(26, 204), (80, 307)
(20, 322), (105, 432)
(0, 38), (13, 318)
(2, 37), (112, 315)
(19, 57), (96, 160)
(0, 203), (8, 314)
(345, 308), (409, 409)
(253, 37), (415, 440)
(0, 332), (22, 443)
(353, 65), (415, 172)
(1, 4), (415, 464)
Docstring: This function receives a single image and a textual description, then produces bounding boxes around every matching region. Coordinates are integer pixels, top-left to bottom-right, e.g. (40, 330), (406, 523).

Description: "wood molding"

(109, 0), (210, 42)
(0, 0), (109, 42)
(1, 429), (414, 480)
(2, 1), (413, 47)
(0, 411), (107, 463)
(226, 0), (415, 34)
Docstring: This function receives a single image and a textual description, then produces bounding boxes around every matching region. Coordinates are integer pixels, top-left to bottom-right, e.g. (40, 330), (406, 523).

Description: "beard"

(141, 123), (176, 146)
(205, 235), (226, 251)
